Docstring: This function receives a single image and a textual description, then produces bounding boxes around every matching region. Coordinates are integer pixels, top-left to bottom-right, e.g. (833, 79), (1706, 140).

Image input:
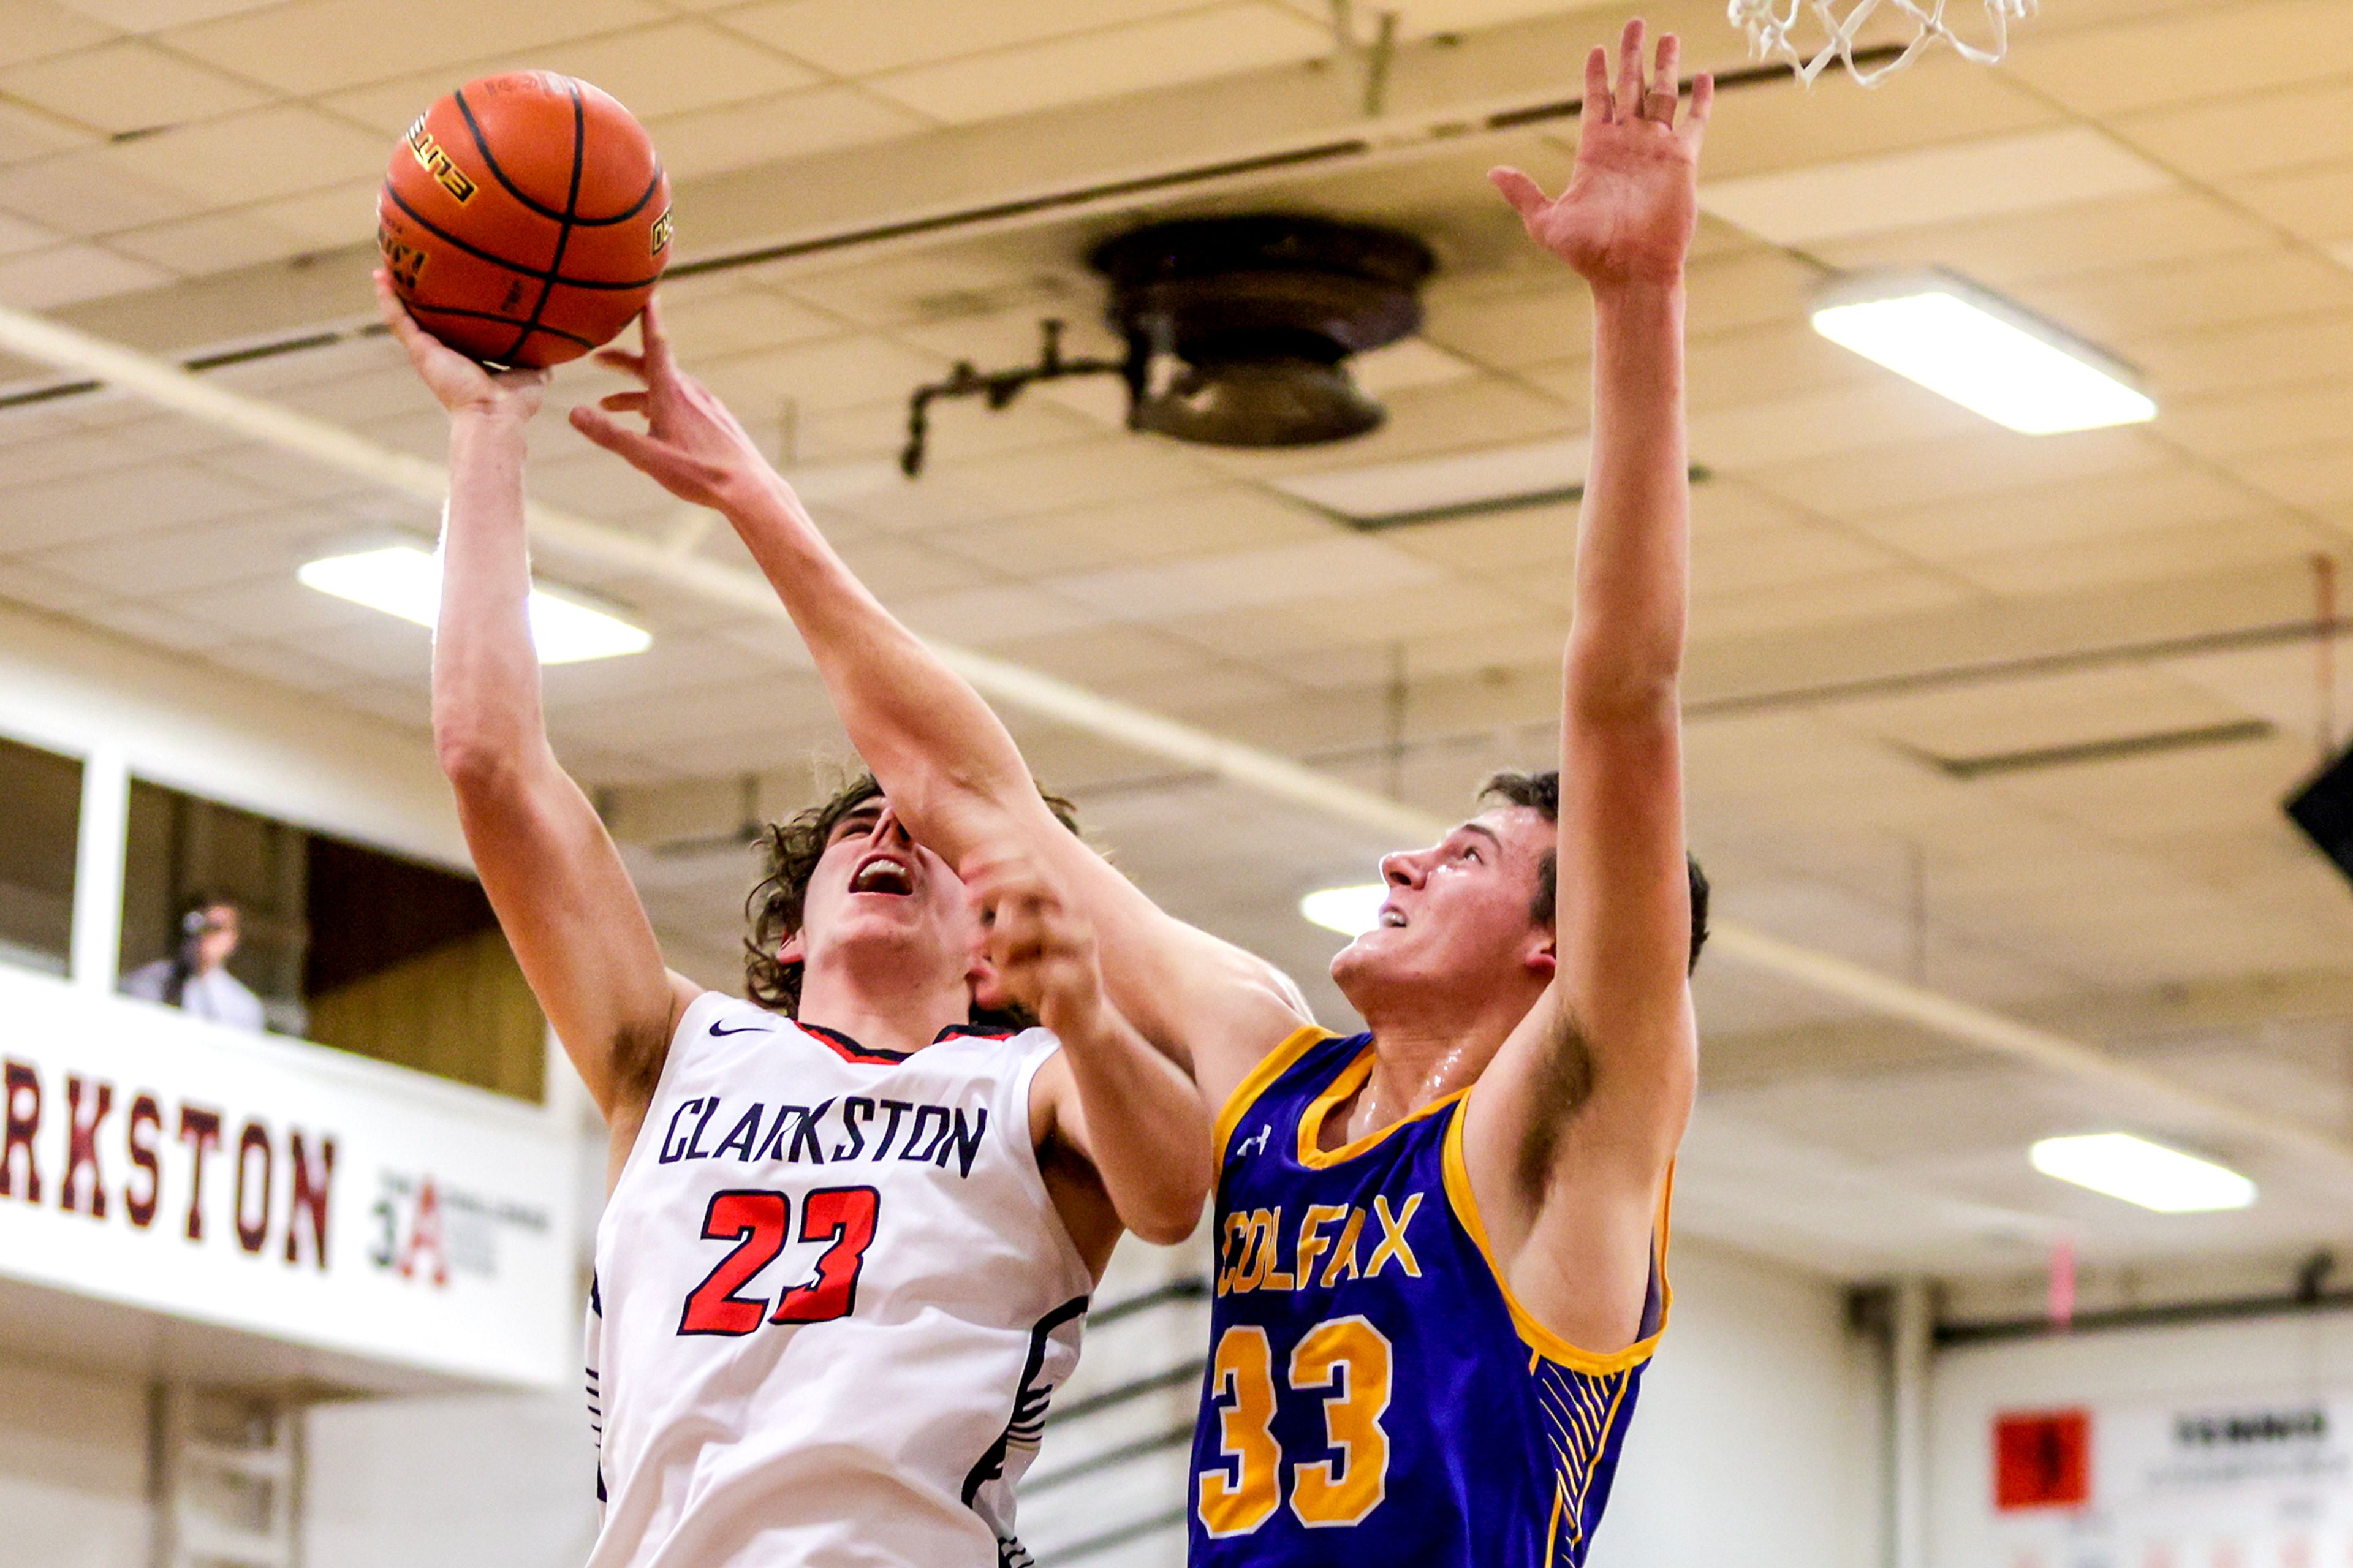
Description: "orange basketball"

(377, 72), (672, 369)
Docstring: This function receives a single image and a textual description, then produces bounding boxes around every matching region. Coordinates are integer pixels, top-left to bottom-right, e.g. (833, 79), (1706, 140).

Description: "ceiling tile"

(0, 39), (267, 135)
(532, 19), (819, 117)
(931, 485), (1331, 578)
(1808, 188), (2273, 291)
(0, 2), (115, 69)
(105, 208), (320, 275)
(1050, 535), (1439, 622)
(0, 210), (59, 256)
(105, 104), (387, 203)
(863, 3), (1330, 125)
(2162, 379), (2353, 461)
(1700, 127), (2174, 247)
(52, 0), (281, 27)
(0, 150), (202, 233)
(2023, 246), (2353, 346)
(0, 97), (96, 165)
(0, 241), (170, 306)
(2230, 164), (2353, 246)
(158, 0), (669, 96)
(2001, 0), (2353, 116)
(646, 83), (929, 181)
(1694, 53), (2061, 183)
(2113, 80), (2353, 185)
(712, 0), (1205, 78)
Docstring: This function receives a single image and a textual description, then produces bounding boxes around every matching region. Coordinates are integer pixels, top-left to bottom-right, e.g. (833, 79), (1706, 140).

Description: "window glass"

(0, 735), (82, 975)
(118, 779), (544, 1100)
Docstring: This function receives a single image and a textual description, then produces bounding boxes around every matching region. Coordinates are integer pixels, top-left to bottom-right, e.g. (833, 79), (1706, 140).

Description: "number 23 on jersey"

(678, 1185), (881, 1335)
(1198, 1316), (1393, 1535)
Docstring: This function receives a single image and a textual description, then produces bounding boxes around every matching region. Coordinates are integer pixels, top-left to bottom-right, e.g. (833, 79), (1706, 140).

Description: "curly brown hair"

(743, 772), (1082, 1025)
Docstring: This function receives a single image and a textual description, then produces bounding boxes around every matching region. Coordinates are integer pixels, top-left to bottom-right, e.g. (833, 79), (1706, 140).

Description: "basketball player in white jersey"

(377, 272), (1215, 1568)
(575, 23), (1706, 1559)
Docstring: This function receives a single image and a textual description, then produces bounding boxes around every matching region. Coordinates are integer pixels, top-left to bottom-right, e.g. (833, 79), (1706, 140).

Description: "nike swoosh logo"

(709, 1021), (772, 1037)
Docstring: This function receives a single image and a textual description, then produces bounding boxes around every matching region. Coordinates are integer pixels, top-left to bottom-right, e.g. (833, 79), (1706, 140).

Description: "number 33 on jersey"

(1191, 1029), (1671, 1568)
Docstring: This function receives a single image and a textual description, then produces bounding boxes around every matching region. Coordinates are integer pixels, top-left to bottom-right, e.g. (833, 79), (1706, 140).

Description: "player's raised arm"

(379, 275), (693, 1153)
(570, 308), (1311, 1107)
(1464, 23), (1710, 1352)
(967, 845), (1212, 1248)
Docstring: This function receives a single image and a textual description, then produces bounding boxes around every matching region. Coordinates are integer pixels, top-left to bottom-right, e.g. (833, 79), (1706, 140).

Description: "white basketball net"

(1729, 0), (2037, 86)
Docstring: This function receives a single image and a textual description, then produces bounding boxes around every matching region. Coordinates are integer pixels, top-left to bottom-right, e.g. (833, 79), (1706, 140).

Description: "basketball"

(376, 72), (671, 369)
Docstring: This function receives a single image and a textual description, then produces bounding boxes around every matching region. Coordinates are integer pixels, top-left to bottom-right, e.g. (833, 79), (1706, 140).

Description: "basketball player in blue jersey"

(377, 273), (1218, 1568)
(576, 20), (1708, 1564)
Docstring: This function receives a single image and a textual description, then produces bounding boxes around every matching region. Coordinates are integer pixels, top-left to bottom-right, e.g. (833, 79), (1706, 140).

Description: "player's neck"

(1343, 996), (1526, 1141)
(795, 959), (972, 1059)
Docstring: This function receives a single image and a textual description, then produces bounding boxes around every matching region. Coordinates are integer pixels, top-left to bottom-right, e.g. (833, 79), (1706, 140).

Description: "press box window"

(0, 735), (83, 976)
(117, 779), (545, 1100)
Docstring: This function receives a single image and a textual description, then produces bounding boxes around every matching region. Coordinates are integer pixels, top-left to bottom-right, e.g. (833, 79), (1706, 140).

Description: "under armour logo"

(1233, 1124), (1273, 1160)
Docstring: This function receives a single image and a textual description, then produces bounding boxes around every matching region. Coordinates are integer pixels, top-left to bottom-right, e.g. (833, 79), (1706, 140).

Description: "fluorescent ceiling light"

(2029, 1133), (2254, 1214)
(1300, 883), (1388, 937)
(298, 546), (650, 664)
(1273, 436), (1593, 528)
(1811, 273), (2156, 435)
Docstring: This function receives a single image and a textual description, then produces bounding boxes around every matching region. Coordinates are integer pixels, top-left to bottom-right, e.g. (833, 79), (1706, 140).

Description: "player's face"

(794, 798), (987, 987)
(1330, 806), (1556, 1007)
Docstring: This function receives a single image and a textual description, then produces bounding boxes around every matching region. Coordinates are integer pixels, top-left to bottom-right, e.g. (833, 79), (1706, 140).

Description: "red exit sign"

(1995, 1409), (2091, 1511)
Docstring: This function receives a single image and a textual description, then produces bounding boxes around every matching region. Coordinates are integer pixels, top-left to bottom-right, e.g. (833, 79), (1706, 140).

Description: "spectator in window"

(124, 896), (265, 1031)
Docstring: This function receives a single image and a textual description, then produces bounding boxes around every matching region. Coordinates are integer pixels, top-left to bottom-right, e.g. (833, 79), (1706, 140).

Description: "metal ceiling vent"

(899, 214), (1434, 474)
(1094, 215), (1433, 447)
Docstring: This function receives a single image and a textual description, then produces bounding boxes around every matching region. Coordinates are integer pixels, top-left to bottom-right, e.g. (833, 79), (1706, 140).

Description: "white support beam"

(69, 742), (128, 994)
(5, 300), (2351, 1185)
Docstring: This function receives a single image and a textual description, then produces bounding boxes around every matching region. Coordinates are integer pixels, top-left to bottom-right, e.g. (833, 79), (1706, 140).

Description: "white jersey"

(586, 990), (1094, 1568)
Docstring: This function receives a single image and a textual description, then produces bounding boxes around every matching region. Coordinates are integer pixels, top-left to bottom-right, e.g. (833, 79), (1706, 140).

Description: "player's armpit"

(1456, 991), (1692, 1356)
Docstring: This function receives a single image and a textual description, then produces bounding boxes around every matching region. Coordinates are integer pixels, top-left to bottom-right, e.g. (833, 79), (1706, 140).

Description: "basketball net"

(1729, 0), (2037, 86)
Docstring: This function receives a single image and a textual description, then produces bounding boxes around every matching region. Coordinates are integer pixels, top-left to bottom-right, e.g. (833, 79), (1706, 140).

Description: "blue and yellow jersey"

(1187, 1028), (1669, 1568)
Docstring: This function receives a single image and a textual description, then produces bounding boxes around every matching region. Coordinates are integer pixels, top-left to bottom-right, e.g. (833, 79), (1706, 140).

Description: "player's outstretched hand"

(570, 299), (784, 515)
(375, 270), (546, 420)
(1488, 18), (1711, 288)
(964, 846), (1106, 1040)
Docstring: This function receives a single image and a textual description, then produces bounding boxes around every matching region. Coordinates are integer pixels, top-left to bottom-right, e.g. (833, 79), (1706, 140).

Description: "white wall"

(305, 1391), (599, 1568)
(0, 599), (461, 868)
(1596, 1237), (1884, 1568)
(1930, 1306), (2353, 1568)
(0, 1353), (149, 1568)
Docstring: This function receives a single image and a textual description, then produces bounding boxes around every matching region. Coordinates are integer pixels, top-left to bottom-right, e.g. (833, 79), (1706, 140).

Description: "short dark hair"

(1479, 770), (1710, 974)
(742, 772), (1082, 1025)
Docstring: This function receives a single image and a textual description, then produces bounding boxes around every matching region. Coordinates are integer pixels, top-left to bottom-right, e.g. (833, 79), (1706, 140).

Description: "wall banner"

(0, 965), (578, 1390)
(1994, 1390), (2353, 1568)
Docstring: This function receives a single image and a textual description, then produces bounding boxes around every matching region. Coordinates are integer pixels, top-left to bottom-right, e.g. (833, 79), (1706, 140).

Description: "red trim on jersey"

(796, 1022), (914, 1065)
(794, 1020), (1018, 1063)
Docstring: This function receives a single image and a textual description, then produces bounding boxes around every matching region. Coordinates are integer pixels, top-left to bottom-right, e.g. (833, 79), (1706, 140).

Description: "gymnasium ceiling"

(4, 0), (2353, 1292)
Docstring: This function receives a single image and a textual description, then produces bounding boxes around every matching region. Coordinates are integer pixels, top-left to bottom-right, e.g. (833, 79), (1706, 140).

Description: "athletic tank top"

(1188, 1028), (1669, 1568)
(586, 990), (1093, 1568)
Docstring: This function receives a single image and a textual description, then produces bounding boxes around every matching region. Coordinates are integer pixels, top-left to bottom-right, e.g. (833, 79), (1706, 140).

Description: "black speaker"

(2287, 741), (2353, 883)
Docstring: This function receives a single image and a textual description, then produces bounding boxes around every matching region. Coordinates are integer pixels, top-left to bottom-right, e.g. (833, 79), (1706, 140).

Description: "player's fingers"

(1646, 34), (1681, 121)
(569, 404), (669, 464)
(1681, 71), (1715, 142)
(599, 391), (650, 414)
(1487, 167), (1550, 222)
(1579, 44), (1612, 125)
(1615, 18), (1646, 121)
(595, 347), (650, 382)
(639, 297), (672, 362)
(372, 272), (427, 347)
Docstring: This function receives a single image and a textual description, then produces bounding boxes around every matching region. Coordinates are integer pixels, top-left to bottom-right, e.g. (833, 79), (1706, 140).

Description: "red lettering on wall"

(125, 1094), (162, 1229)
(176, 1105), (222, 1241)
(61, 1075), (113, 1219)
(398, 1178), (447, 1287)
(2, 1061), (40, 1203)
(234, 1120), (272, 1256)
(285, 1131), (333, 1270)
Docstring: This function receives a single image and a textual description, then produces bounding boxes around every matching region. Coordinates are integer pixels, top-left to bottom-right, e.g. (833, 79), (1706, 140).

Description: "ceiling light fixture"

(298, 546), (650, 664)
(2029, 1132), (2254, 1213)
(1811, 271), (2156, 436)
(1300, 883), (1389, 937)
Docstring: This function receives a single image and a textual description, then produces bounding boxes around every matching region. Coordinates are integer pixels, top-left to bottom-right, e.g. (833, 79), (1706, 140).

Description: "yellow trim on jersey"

(1439, 1099), (1674, 1376)
(1296, 1044), (1471, 1169)
(1214, 1025), (1332, 1164)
